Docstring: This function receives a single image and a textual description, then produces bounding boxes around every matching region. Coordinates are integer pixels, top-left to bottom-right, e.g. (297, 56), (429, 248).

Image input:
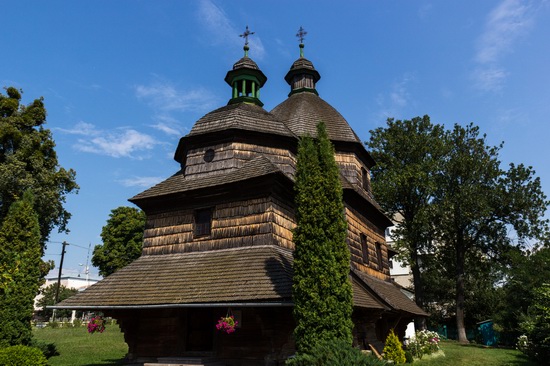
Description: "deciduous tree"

(92, 206), (146, 277)
(36, 284), (79, 320)
(0, 87), (78, 245)
(292, 122), (353, 354)
(434, 123), (548, 342)
(367, 116), (446, 329)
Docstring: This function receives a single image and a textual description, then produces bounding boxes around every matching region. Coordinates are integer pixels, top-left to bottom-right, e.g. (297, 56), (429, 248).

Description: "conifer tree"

(292, 122), (353, 354)
(0, 191), (43, 347)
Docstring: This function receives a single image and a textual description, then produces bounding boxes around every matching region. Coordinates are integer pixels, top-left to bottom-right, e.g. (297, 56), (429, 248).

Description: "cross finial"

(296, 26), (307, 44)
(239, 25), (255, 46)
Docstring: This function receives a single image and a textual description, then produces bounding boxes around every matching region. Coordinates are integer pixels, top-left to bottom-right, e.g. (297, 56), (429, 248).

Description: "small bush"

(404, 350), (414, 364)
(286, 338), (387, 366)
(407, 330), (440, 359)
(47, 321), (60, 329)
(72, 319), (83, 328)
(29, 338), (59, 359)
(383, 329), (406, 364)
(0, 345), (48, 366)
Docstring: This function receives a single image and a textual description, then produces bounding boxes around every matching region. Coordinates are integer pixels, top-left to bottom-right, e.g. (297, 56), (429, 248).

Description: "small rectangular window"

(361, 167), (371, 192)
(376, 242), (384, 270)
(360, 234), (369, 265)
(194, 208), (212, 237)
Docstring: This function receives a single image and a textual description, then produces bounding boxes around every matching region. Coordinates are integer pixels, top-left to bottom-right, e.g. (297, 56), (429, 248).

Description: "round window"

(204, 149), (215, 162)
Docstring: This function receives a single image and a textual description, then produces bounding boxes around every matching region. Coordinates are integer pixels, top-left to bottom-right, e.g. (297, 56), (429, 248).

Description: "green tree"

(35, 284), (79, 320)
(0, 191), (43, 347)
(519, 283), (550, 363)
(367, 116), (446, 328)
(0, 86), (78, 245)
(497, 245), (550, 340)
(292, 122), (353, 354)
(92, 206), (146, 277)
(433, 123), (548, 343)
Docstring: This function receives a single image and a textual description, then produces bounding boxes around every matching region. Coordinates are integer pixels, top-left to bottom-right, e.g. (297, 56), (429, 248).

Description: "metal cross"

(239, 25), (254, 46)
(296, 26), (307, 43)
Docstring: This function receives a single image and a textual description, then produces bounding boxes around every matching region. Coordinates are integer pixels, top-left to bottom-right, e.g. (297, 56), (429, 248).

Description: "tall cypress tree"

(292, 122), (353, 354)
(0, 191), (43, 347)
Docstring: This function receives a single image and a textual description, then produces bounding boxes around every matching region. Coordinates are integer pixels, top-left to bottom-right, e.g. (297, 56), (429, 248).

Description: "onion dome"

(284, 43), (321, 96)
(224, 44), (267, 107)
(272, 41), (360, 144)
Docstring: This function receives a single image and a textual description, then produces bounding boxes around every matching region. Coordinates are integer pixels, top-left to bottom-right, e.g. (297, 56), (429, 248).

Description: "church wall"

(345, 205), (390, 280)
(335, 151), (372, 194)
(185, 142), (296, 179)
(142, 196), (295, 255)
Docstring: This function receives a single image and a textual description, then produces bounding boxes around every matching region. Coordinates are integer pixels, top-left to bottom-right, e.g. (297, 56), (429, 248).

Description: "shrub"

(518, 284), (550, 364)
(383, 329), (406, 364)
(29, 338), (59, 359)
(0, 345), (48, 366)
(286, 338), (387, 366)
(404, 350), (414, 364)
(407, 330), (440, 359)
(72, 319), (83, 328)
(47, 321), (60, 329)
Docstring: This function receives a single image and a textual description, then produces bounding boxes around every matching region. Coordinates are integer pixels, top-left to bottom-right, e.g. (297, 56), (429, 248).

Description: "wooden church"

(56, 31), (426, 365)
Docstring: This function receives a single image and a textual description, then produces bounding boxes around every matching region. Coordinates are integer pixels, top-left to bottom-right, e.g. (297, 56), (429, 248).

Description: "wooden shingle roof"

(55, 246), (294, 309)
(271, 92), (361, 143)
(353, 269), (428, 316)
(130, 155), (285, 202)
(188, 103), (295, 138)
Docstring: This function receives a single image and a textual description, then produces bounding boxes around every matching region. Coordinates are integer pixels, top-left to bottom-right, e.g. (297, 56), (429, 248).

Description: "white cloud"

(472, 66), (509, 92)
(60, 122), (159, 159)
(475, 0), (534, 64)
(472, 0), (536, 91)
(376, 74), (415, 118)
(197, 0), (266, 60)
(135, 81), (215, 113)
(118, 176), (164, 188)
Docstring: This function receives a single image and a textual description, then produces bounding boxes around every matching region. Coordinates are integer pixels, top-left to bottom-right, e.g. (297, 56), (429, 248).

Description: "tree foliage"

(367, 117), (549, 343)
(367, 115), (446, 328)
(92, 206), (146, 277)
(292, 122), (353, 354)
(0, 86), (78, 244)
(0, 191), (43, 347)
(35, 284), (79, 320)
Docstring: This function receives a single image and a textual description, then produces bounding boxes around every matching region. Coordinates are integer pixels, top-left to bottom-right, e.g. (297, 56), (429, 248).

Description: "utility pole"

(54, 241), (68, 304)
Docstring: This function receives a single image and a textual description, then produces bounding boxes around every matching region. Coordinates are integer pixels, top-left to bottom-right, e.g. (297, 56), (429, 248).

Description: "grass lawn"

(33, 325), (127, 366)
(414, 340), (536, 366)
(33, 328), (537, 366)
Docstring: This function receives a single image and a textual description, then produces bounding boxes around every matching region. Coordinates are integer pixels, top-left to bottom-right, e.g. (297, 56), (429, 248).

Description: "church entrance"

(185, 308), (215, 353)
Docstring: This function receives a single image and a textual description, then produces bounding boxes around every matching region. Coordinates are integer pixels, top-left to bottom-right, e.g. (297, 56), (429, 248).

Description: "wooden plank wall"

(345, 205), (390, 280)
(335, 151), (371, 192)
(185, 142), (296, 179)
(142, 197), (296, 255)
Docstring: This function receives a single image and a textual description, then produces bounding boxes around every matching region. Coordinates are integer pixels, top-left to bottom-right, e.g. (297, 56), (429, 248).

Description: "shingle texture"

(130, 156), (284, 202)
(232, 56), (260, 70)
(353, 269), (428, 316)
(271, 92), (361, 143)
(56, 246), (294, 308)
(188, 103), (294, 138)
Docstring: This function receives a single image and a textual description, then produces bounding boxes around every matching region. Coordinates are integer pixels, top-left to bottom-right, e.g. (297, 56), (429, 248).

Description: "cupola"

(284, 27), (321, 96)
(224, 26), (267, 107)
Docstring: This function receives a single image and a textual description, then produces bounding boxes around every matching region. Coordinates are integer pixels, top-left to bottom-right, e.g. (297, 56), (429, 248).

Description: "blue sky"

(2, 1), (549, 279)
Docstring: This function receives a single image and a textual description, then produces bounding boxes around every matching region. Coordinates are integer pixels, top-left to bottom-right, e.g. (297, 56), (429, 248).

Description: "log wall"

(184, 142), (296, 179)
(335, 151), (372, 194)
(345, 205), (390, 280)
(142, 197), (295, 255)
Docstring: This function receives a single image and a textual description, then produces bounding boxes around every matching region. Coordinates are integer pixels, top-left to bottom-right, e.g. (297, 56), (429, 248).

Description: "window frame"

(194, 208), (213, 238)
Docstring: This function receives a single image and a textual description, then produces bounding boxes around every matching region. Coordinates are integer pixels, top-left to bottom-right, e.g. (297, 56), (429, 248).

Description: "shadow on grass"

(83, 358), (126, 366)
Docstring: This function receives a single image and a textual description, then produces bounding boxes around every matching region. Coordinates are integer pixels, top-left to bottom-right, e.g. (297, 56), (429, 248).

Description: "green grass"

(33, 325), (127, 366)
(32, 328), (537, 366)
(413, 340), (536, 366)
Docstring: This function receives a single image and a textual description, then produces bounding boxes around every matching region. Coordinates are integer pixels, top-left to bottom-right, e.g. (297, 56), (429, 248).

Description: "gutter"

(47, 301), (294, 310)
